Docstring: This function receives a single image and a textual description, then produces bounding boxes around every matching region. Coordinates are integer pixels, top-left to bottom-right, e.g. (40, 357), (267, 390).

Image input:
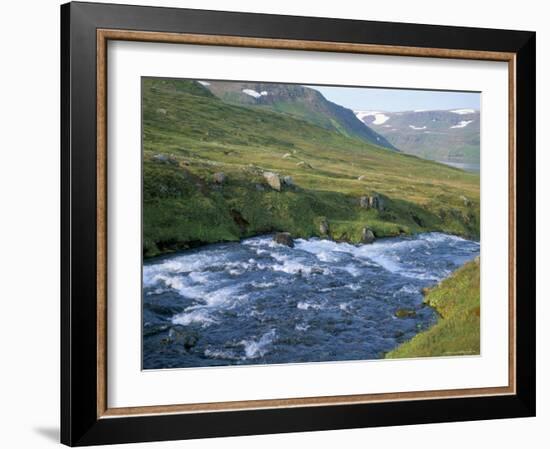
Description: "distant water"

(437, 160), (480, 173)
(143, 233), (479, 369)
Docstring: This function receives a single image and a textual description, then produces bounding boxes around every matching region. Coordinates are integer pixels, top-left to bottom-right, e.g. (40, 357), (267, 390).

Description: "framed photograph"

(61, 1), (535, 446)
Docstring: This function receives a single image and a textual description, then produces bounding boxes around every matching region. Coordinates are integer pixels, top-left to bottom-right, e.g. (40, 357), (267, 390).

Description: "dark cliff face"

(201, 80), (397, 150)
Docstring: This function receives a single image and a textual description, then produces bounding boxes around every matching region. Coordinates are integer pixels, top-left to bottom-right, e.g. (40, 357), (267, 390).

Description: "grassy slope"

(142, 78), (480, 258)
(386, 258), (480, 358)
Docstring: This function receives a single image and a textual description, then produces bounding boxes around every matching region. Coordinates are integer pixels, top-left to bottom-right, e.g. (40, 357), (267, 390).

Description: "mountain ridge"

(199, 80), (397, 151)
(354, 109), (480, 164)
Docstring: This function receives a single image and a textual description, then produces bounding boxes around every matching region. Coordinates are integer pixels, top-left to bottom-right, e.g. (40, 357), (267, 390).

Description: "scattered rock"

(156, 108), (167, 115)
(361, 227), (376, 244)
(359, 196), (370, 208)
(395, 308), (417, 319)
(152, 153), (178, 166)
(296, 161), (313, 169)
(421, 287), (431, 296)
(263, 171), (281, 191)
(282, 175), (294, 187)
(319, 218), (330, 235)
(366, 193), (385, 211)
(358, 175), (367, 181)
(273, 232), (294, 247)
(212, 172), (226, 184)
(282, 153), (292, 159)
(460, 195), (472, 207)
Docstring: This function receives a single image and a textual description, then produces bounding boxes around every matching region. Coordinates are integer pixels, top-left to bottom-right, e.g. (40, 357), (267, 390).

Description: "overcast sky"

(308, 85), (480, 112)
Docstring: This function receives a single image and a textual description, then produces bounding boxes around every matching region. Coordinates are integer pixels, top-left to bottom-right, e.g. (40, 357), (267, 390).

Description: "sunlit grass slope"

(142, 78), (480, 258)
(386, 258), (480, 358)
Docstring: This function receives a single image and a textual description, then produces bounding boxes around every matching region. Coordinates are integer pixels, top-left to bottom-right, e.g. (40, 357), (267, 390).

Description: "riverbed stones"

(273, 232), (294, 247)
(212, 172), (226, 184)
(263, 171), (281, 191)
(319, 218), (330, 235)
(361, 227), (376, 244)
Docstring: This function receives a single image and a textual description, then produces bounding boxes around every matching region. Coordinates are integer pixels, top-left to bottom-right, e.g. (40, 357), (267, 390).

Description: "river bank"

(386, 257), (480, 359)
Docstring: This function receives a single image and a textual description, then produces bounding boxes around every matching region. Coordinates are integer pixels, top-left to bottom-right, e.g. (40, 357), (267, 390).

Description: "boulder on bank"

(359, 196), (370, 208)
(319, 218), (330, 235)
(361, 227), (376, 244)
(273, 232), (294, 247)
(263, 171), (281, 191)
(212, 172), (226, 184)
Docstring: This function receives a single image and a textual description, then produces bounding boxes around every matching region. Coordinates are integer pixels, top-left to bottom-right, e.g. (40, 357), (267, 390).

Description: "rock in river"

(273, 232), (294, 247)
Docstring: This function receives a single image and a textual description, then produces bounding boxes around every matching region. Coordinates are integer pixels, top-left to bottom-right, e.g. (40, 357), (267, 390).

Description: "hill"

(201, 80), (396, 150)
(355, 109), (480, 164)
(142, 78), (480, 258)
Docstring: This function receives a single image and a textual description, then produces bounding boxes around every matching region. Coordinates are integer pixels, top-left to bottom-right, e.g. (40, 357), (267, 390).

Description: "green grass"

(385, 258), (480, 358)
(142, 78), (480, 258)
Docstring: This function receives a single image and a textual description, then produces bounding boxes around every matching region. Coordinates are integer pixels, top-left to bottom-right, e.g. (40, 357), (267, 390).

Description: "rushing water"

(143, 232), (479, 369)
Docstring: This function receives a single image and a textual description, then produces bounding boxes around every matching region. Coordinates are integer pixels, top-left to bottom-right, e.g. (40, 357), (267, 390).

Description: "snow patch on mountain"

(242, 89), (269, 99)
(450, 109), (475, 115)
(409, 125), (427, 130)
(198, 81), (211, 86)
(354, 111), (390, 125)
(450, 120), (473, 129)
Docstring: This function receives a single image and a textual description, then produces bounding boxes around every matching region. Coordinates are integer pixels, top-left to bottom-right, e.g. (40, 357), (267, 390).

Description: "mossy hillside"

(143, 78), (480, 257)
(386, 258), (480, 359)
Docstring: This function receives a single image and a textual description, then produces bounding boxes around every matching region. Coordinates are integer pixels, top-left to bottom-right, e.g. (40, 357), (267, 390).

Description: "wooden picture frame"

(61, 1), (535, 446)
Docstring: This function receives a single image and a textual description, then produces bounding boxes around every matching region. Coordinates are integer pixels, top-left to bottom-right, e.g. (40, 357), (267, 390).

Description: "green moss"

(386, 258), (480, 358)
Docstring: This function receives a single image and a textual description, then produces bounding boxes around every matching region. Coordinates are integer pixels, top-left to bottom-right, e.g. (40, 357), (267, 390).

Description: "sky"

(308, 85), (480, 112)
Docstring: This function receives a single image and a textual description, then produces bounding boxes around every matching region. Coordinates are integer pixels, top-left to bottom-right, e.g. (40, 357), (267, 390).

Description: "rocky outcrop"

(263, 171), (281, 191)
(359, 193), (385, 211)
(361, 227), (375, 244)
(273, 232), (294, 247)
(359, 196), (370, 208)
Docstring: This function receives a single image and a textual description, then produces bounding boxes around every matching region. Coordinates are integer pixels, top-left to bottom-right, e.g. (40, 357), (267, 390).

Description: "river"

(143, 232), (479, 369)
